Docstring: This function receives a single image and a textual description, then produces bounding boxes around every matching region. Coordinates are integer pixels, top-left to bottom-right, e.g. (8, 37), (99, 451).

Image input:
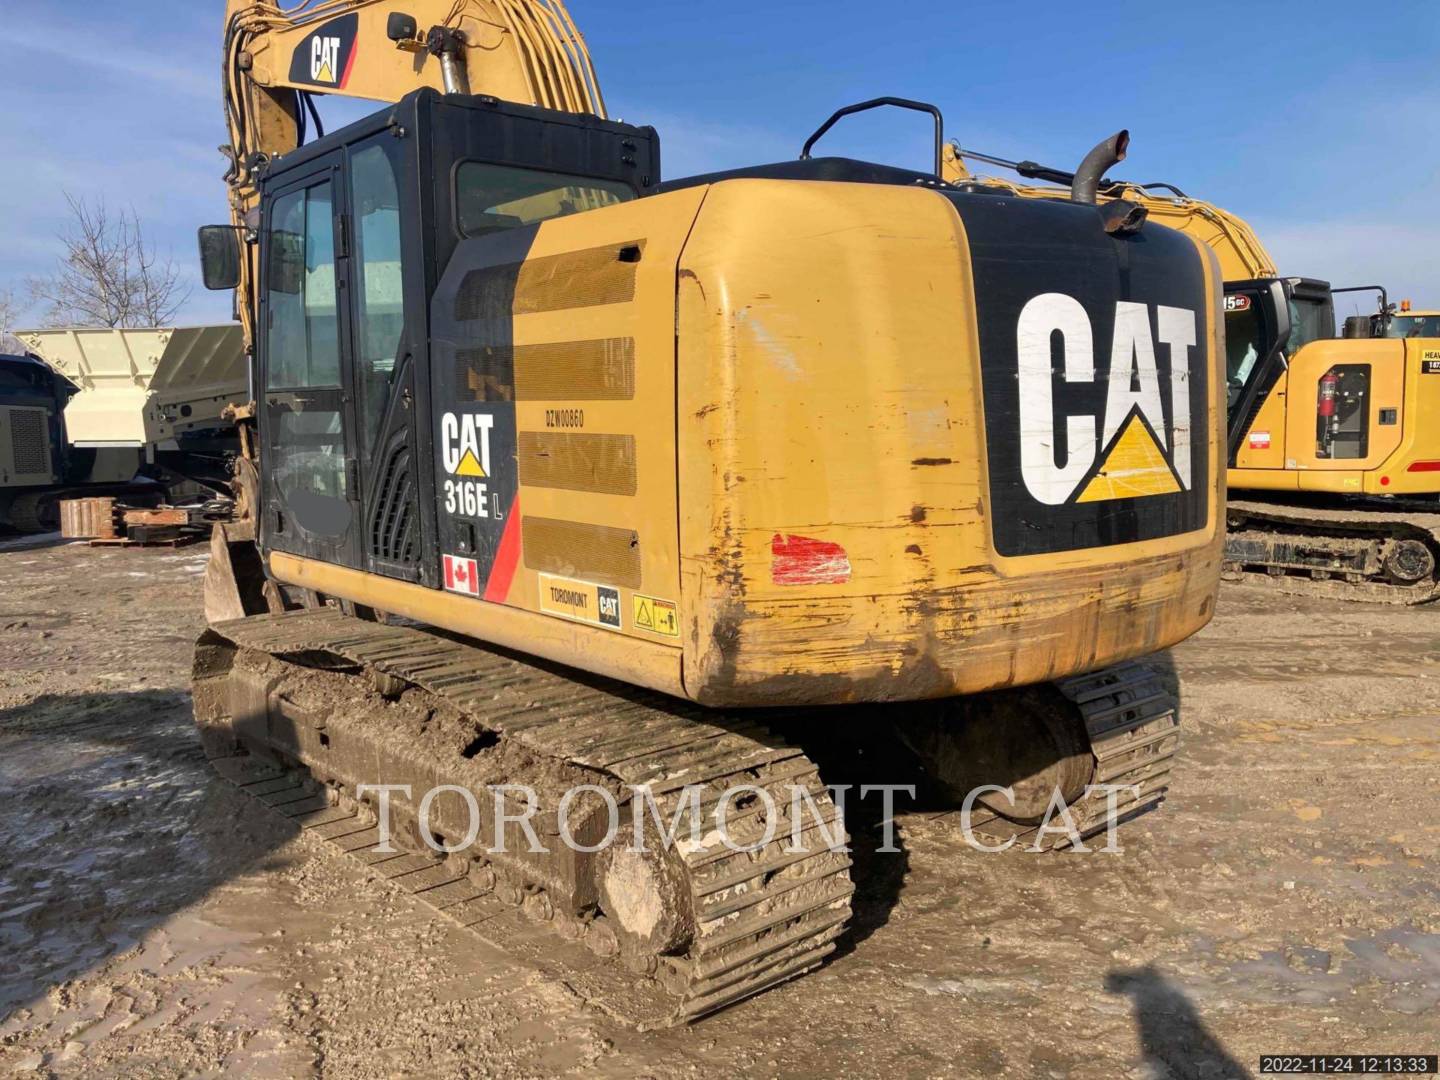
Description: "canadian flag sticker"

(443, 554), (481, 597)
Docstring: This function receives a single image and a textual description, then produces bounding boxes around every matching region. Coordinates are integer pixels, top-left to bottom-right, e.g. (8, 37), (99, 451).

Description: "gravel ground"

(0, 536), (1436, 1078)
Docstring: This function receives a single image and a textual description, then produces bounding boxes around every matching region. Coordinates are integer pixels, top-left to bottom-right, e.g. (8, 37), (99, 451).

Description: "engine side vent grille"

(518, 432), (638, 496)
(8, 409), (49, 477)
(522, 516), (641, 589)
(454, 240), (645, 322)
(456, 337), (637, 403)
(368, 427), (418, 568)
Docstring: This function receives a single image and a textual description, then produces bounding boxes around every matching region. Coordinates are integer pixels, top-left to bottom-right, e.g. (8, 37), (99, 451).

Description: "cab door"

(343, 133), (429, 585)
(1226, 279), (1292, 470)
(258, 153), (363, 569)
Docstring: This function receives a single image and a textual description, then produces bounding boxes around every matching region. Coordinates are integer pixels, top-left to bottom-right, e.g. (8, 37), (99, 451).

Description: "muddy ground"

(0, 536), (1436, 1079)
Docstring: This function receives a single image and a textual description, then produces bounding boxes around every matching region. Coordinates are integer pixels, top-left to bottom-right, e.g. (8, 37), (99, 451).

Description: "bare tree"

(0, 287), (24, 353)
(27, 195), (191, 329)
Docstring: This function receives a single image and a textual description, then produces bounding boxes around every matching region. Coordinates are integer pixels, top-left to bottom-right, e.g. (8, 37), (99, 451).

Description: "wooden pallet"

(61, 497), (120, 540)
(63, 497), (215, 548)
(88, 533), (204, 549)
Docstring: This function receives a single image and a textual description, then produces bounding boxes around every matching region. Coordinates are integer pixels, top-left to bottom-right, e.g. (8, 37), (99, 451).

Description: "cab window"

(265, 183), (340, 390)
(263, 180), (348, 511)
(350, 140), (406, 455)
(1384, 315), (1440, 339)
(1286, 296), (1335, 355)
(1225, 300), (1265, 412)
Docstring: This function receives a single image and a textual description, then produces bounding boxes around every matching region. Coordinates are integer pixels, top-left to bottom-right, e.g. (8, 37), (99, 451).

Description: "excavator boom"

(943, 144), (1277, 281)
(223, 0), (604, 351)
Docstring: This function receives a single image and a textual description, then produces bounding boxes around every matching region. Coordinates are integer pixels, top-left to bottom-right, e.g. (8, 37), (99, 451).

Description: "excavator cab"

(1378, 310), (1440, 339)
(1227, 276), (1440, 489)
(1223, 277), (1343, 466)
(201, 89), (659, 582)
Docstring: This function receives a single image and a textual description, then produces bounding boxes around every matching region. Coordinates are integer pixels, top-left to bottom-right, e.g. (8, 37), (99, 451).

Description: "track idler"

(1382, 538), (1436, 585)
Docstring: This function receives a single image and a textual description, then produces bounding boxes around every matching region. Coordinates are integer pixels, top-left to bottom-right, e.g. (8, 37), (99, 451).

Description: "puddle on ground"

(1224, 926), (1440, 1014)
(0, 691), (296, 1018)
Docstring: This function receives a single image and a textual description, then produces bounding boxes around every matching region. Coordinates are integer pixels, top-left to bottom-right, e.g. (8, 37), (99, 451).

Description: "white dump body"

(17, 325), (247, 449)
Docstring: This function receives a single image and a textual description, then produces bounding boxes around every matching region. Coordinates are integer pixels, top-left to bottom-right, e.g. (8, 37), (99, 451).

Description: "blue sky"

(1, 1), (1436, 326)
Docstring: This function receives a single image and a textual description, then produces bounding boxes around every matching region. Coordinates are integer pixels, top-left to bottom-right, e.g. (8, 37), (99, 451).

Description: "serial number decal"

(538, 573), (621, 630)
(545, 408), (585, 429)
(1259, 1056), (1437, 1074)
(1422, 358), (1440, 375)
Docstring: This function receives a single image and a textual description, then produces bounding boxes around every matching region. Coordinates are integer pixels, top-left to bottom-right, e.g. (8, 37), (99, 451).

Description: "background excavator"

(0, 327), (247, 533)
(194, 0), (1224, 1022)
(946, 147), (1440, 603)
(1360, 299), (1440, 340)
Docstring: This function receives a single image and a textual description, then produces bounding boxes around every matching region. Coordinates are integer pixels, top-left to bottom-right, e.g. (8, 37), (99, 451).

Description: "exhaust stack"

(1071, 130), (1129, 205)
(427, 27), (472, 95)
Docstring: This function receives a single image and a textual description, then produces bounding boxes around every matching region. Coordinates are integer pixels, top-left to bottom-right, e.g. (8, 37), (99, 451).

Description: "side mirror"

(387, 12), (419, 42)
(198, 225), (242, 291)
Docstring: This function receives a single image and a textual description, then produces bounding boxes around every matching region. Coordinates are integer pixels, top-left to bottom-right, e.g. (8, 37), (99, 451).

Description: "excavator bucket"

(203, 521), (271, 624)
(203, 458), (268, 625)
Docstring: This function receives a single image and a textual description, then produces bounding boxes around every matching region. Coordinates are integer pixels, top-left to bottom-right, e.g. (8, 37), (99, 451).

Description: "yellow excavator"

(194, 1), (1224, 1022)
(940, 144), (1276, 282)
(946, 147), (1440, 603)
(1360, 299), (1440, 341)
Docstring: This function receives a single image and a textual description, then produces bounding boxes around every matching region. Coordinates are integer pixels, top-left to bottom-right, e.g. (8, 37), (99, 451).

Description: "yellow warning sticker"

(633, 594), (680, 638)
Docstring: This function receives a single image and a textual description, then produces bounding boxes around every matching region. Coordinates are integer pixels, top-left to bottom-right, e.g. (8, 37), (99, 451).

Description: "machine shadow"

(775, 648), (1186, 957)
(1106, 965), (1253, 1080)
(1146, 649), (1181, 704)
(770, 713), (915, 957)
(0, 532), (69, 554)
(0, 690), (298, 1020)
